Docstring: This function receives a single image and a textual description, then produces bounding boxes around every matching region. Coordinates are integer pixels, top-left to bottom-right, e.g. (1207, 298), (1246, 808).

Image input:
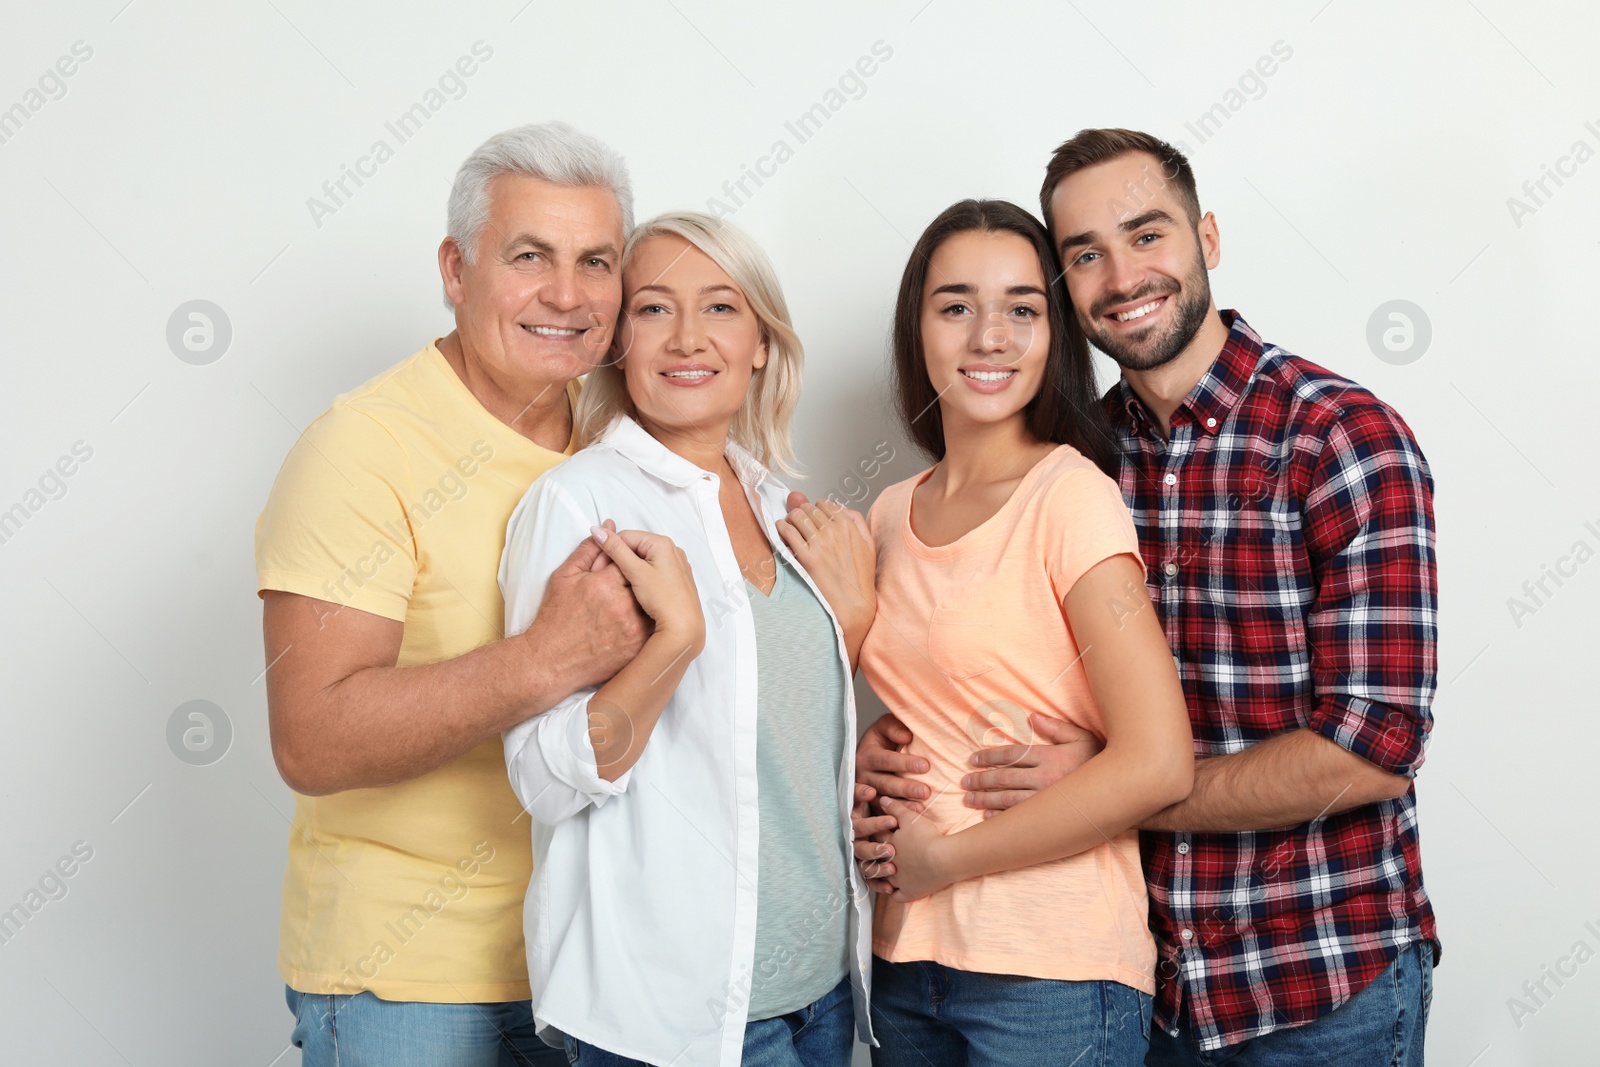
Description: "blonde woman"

(499, 212), (876, 1067)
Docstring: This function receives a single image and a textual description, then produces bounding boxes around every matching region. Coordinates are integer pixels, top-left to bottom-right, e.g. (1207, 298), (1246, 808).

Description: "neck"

(438, 330), (572, 450)
(1120, 306), (1231, 439)
(640, 415), (733, 476)
(936, 410), (1050, 494)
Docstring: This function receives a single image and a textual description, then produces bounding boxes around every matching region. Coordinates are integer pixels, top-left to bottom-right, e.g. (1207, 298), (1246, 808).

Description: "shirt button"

(1205, 417), (1217, 429)
(1181, 929), (1194, 942)
(1177, 842), (1190, 855)
(1163, 562), (1178, 577)
(1163, 473), (1177, 487)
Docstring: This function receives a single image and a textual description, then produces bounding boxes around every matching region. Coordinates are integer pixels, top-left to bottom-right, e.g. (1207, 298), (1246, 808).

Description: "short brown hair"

(889, 199), (1117, 477)
(1039, 128), (1200, 230)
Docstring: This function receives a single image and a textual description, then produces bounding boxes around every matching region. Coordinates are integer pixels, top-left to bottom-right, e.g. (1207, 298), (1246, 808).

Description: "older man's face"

(446, 173), (625, 386)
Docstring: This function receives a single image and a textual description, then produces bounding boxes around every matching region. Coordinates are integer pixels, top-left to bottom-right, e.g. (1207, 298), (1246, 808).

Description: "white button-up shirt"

(499, 415), (874, 1067)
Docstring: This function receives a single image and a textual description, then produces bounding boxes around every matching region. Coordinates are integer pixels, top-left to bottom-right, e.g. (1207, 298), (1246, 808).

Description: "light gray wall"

(1, 1), (1593, 1064)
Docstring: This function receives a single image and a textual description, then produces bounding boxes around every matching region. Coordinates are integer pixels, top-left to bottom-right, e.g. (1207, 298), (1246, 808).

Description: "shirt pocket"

(925, 593), (1005, 682)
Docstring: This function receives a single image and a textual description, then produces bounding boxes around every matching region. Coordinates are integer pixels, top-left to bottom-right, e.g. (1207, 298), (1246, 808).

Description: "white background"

(2, 1), (1596, 1064)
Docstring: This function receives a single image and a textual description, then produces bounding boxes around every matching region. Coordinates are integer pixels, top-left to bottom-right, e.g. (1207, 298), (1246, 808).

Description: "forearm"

(943, 745), (1189, 881)
(840, 604), (874, 674)
(589, 632), (699, 780)
(1140, 728), (1410, 833)
(271, 619), (575, 795)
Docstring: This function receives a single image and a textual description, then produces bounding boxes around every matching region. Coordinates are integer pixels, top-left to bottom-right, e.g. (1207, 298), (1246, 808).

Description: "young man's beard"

(1084, 257), (1214, 373)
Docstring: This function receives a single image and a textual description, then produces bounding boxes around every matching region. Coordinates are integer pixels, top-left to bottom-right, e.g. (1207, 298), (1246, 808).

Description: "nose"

(977, 310), (1010, 355)
(976, 306), (1030, 362)
(669, 308), (706, 356)
(1103, 248), (1146, 305)
(538, 262), (582, 314)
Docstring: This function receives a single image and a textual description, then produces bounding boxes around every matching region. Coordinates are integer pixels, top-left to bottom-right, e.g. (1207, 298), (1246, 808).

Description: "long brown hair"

(890, 198), (1117, 477)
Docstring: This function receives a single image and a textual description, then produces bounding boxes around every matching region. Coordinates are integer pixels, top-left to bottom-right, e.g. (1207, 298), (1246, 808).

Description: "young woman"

(498, 212), (876, 1067)
(852, 200), (1195, 1066)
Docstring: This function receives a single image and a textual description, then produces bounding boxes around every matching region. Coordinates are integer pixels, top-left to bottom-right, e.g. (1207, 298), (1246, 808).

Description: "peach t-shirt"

(860, 444), (1155, 992)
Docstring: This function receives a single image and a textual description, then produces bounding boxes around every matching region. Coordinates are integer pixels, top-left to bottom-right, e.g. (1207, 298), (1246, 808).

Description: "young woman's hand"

(874, 796), (959, 903)
(591, 526), (705, 657)
(778, 492), (876, 665)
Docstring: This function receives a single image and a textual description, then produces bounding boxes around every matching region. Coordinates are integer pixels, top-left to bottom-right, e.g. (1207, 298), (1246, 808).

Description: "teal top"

(745, 553), (853, 1020)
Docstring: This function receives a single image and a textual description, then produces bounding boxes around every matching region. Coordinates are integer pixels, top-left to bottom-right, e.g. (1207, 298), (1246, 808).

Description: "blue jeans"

(1144, 941), (1434, 1066)
(563, 977), (855, 1066)
(286, 986), (566, 1066)
(869, 957), (1152, 1067)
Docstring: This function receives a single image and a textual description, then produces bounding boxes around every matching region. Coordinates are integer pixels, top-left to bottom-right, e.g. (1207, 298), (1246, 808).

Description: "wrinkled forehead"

(485, 173), (625, 246)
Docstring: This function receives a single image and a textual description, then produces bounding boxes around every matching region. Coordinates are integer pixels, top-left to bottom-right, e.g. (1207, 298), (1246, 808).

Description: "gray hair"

(442, 121), (634, 309)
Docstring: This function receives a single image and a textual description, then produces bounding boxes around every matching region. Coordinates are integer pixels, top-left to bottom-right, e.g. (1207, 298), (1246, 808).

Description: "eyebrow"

(1057, 208), (1177, 253)
(504, 234), (619, 260)
(929, 282), (1047, 297)
(631, 283), (741, 297)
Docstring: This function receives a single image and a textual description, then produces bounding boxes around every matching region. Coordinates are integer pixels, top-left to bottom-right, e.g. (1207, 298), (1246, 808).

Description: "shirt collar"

(598, 414), (774, 492)
(1113, 309), (1264, 436)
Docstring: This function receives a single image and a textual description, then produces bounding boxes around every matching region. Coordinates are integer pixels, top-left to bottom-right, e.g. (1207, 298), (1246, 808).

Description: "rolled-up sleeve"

(504, 693), (634, 823)
(1302, 402), (1438, 778)
(499, 473), (635, 824)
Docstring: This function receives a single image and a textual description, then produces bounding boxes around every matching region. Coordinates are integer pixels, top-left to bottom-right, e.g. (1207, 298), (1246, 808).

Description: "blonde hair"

(573, 211), (804, 476)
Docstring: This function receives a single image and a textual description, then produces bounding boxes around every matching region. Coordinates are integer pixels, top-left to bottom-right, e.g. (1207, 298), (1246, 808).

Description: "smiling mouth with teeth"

(524, 325), (584, 337)
(962, 369), (1016, 381)
(1111, 298), (1165, 323)
(664, 369), (716, 379)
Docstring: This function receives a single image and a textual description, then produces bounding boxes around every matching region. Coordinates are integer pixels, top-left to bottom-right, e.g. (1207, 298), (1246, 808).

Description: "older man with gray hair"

(255, 121), (648, 1066)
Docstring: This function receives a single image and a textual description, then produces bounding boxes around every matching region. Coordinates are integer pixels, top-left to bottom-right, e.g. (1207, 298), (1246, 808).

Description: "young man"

(855, 129), (1438, 1065)
(256, 122), (648, 1066)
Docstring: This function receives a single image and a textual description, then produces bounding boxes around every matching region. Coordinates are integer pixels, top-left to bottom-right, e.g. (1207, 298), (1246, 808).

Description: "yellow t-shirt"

(254, 340), (579, 1002)
(860, 444), (1156, 993)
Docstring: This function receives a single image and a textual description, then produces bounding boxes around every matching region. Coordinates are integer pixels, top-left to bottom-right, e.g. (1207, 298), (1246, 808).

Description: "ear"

(752, 336), (770, 372)
(1197, 211), (1221, 271)
(438, 237), (466, 307)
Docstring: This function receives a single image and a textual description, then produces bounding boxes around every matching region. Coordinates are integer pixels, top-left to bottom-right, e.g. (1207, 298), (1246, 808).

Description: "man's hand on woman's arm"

(265, 523), (648, 796)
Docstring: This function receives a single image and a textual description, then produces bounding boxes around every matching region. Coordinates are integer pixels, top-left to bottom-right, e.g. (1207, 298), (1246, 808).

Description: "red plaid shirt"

(1108, 311), (1439, 1050)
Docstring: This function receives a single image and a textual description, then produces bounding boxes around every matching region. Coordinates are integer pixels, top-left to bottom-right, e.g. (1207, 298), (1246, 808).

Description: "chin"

(529, 349), (607, 381)
(646, 393), (747, 434)
(944, 396), (1030, 426)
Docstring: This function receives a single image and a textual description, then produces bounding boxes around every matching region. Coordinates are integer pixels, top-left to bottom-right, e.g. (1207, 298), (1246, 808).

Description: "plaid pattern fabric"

(1108, 311), (1439, 1051)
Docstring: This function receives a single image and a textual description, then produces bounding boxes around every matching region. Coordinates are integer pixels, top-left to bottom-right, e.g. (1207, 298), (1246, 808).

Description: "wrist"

(839, 600), (876, 641)
(644, 625), (703, 662)
(1139, 802), (1183, 833)
(514, 617), (565, 710)
(931, 824), (971, 887)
